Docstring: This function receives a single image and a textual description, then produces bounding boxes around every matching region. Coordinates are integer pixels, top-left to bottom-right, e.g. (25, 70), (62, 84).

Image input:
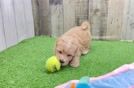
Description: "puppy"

(55, 21), (92, 67)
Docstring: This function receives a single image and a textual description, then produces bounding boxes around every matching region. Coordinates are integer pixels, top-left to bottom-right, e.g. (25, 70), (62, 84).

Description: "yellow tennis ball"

(45, 56), (61, 72)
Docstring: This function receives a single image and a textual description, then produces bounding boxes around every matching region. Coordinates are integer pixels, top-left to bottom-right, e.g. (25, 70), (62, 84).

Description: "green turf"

(0, 36), (134, 88)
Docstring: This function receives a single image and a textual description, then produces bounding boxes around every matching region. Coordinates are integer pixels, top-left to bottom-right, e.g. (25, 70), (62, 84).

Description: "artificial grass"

(0, 36), (134, 88)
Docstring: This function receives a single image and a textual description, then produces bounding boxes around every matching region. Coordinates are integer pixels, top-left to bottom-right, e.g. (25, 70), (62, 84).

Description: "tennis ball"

(45, 56), (61, 72)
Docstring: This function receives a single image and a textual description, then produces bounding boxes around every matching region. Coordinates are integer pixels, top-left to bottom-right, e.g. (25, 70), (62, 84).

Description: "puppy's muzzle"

(60, 60), (65, 64)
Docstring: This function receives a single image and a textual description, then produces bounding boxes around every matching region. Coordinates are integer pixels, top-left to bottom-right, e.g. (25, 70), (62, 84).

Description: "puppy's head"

(55, 38), (77, 66)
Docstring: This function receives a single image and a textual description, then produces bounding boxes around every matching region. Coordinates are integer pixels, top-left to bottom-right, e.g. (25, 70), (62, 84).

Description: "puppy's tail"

(80, 21), (90, 30)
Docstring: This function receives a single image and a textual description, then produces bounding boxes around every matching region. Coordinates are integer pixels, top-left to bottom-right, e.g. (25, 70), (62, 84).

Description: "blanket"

(55, 63), (134, 88)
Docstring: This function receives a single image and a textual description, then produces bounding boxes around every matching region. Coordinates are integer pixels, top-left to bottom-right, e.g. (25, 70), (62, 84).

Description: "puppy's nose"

(60, 60), (64, 63)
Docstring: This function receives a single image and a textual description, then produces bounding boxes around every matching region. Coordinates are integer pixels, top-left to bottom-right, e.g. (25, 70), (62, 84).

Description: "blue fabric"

(90, 70), (134, 88)
(76, 83), (90, 88)
(79, 76), (90, 84)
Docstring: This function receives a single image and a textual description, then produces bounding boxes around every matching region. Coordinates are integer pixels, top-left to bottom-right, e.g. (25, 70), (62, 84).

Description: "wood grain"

(23, 0), (34, 38)
(1, 0), (18, 48)
(91, 0), (108, 39)
(124, 0), (134, 40)
(50, 0), (64, 37)
(0, 0), (35, 51)
(63, 0), (76, 32)
(13, 0), (27, 42)
(106, 0), (125, 40)
(38, 0), (51, 35)
(0, 3), (6, 51)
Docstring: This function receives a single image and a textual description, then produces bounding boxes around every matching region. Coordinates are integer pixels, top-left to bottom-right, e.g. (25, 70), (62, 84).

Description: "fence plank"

(106, 0), (125, 40)
(123, 0), (134, 40)
(63, 0), (76, 32)
(38, 0), (51, 35)
(121, 0), (129, 40)
(31, 0), (40, 35)
(88, 0), (93, 23)
(75, 0), (89, 25)
(50, 0), (64, 37)
(23, 0), (34, 38)
(91, 0), (108, 39)
(13, 0), (27, 42)
(0, 5), (6, 51)
(1, 0), (18, 48)
(32, 0), (51, 36)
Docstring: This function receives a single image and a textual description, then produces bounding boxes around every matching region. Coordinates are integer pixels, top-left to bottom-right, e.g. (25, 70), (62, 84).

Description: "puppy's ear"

(70, 47), (81, 67)
(54, 38), (64, 55)
(54, 38), (59, 55)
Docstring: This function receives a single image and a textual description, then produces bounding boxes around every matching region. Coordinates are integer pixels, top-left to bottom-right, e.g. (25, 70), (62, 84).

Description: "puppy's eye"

(58, 51), (62, 54)
(67, 54), (72, 57)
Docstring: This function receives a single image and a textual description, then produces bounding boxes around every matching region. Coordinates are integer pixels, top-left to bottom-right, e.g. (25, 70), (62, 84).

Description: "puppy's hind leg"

(82, 46), (90, 55)
(82, 49), (89, 54)
(82, 43), (91, 55)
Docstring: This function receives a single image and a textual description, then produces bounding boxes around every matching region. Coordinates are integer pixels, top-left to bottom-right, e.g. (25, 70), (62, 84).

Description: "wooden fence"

(0, 0), (34, 51)
(32, 0), (134, 40)
(1, 0), (134, 51)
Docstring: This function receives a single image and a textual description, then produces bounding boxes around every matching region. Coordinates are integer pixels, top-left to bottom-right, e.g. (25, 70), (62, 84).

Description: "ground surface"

(0, 36), (134, 88)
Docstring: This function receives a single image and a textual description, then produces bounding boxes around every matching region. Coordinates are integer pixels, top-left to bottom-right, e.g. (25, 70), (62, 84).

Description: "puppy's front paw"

(70, 62), (79, 67)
